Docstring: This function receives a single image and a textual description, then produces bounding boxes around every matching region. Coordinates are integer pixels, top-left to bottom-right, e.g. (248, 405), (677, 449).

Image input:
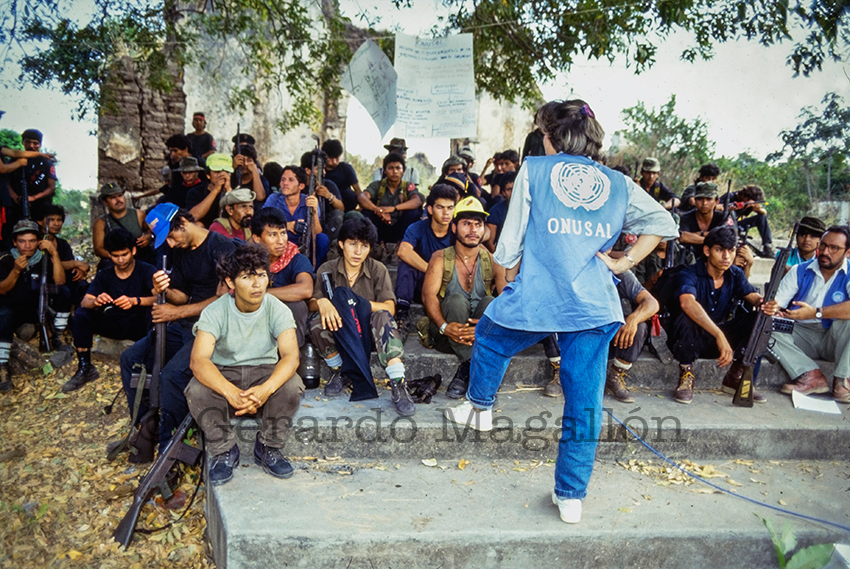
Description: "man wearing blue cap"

(119, 204), (236, 460)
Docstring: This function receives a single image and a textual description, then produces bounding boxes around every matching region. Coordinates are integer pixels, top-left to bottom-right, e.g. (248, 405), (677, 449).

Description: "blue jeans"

(467, 315), (619, 500)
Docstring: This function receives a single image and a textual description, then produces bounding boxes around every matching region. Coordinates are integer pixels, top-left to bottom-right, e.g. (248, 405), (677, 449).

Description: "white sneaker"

(443, 401), (493, 432)
(552, 492), (582, 524)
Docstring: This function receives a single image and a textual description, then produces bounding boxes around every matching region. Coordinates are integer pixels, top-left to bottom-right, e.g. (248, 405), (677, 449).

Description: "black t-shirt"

(53, 237), (75, 282)
(169, 231), (236, 318)
(0, 251), (57, 308)
(678, 210), (726, 235)
(311, 178), (342, 226)
(185, 180), (222, 227)
(186, 132), (215, 162)
(324, 162), (359, 212)
(270, 253), (314, 288)
(8, 156), (56, 219)
(87, 261), (156, 317)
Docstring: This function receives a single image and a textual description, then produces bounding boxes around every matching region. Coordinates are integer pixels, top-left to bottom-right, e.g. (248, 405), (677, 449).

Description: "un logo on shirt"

(550, 163), (611, 212)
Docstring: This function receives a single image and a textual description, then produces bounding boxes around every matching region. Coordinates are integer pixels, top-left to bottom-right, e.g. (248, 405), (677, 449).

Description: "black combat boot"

(62, 351), (100, 392)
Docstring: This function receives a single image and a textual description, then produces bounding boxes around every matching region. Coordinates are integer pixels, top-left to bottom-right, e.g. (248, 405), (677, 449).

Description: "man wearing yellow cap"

(422, 197), (506, 398)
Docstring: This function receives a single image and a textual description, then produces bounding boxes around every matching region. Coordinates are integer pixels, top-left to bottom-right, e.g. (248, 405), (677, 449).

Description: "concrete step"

(337, 331), (832, 391)
(207, 457), (850, 569)
(228, 389), (850, 462)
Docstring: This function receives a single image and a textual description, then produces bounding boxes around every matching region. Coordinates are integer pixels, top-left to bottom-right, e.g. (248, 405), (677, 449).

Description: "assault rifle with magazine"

(732, 223), (799, 407)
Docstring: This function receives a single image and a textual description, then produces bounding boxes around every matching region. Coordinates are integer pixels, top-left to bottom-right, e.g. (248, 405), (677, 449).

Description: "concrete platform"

(228, 390), (850, 462)
(207, 457), (850, 569)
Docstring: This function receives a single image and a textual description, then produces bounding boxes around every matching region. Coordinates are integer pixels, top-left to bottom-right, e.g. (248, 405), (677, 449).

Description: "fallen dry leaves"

(0, 352), (214, 568)
(617, 458), (744, 491)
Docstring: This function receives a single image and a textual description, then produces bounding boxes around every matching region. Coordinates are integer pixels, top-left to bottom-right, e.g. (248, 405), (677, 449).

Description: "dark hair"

(216, 243), (270, 283)
(704, 226), (737, 250)
(44, 204), (66, 221)
(501, 149), (519, 164)
(282, 165), (308, 186)
(21, 128), (43, 143)
(300, 150), (328, 170)
(104, 227), (137, 253)
(500, 171), (517, 187)
(232, 143), (258, 161)
(824, 225), (850, 249)
(321, 139), (343, 159)
(169, 208), (195, 233)
(492, 151), (504, 161)
(454, 210), (486, 224)
(338, 216), (377, 247)
(251, 207), (288, 237)
(536, 99), (604, 160)
(426, 184), (459, 207)
(263, 161), (284, 187)
(383, 152), (406, 172)
(737, 185), (765, 202)
(699, 163), (720, 179)
(166, 134), (191, 150)
(612, 165), (630, 177)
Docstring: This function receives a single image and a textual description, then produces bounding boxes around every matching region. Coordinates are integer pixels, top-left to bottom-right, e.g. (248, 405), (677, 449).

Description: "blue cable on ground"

(604, 408), (850, 534)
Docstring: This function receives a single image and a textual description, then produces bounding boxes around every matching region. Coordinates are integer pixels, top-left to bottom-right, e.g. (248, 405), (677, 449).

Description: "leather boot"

(62, 351), (100, 392)
(446, 360), (471, 399)
(720, 360), (765, 403)
(605, 365), (635, 403)
(543, 361), (562, 398)
(780, 369), (829, 395)
(390, 379), (416, 417)
(674, 364), (695, 404)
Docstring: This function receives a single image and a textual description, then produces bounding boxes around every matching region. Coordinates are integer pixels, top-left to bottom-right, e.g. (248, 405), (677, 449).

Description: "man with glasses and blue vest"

(763, 225), (850, 403)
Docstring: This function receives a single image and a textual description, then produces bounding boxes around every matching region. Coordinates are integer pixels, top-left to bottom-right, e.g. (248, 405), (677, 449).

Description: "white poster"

(394, 33), (477, 138)
(341, 40), (398, 138)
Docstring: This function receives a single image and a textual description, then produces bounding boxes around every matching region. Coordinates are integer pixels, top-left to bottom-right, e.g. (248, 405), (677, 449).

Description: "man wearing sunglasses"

(763, 225), (850, 403)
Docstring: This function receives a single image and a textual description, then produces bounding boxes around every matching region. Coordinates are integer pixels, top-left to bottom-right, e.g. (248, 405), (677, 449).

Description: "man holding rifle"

(763, 225), (850, 402)
(666, 226), (765, 404)
(119, 204), (235, 457)
(0, 220), (65, 392)
(263, 166), (328, 267)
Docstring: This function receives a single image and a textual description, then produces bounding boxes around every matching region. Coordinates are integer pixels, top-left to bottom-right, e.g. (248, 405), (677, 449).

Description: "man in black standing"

(186, 112), (216, 162)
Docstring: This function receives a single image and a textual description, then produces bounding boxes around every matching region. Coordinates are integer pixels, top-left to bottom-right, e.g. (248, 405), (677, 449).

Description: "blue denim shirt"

(675, 260), (756, 324)
(264, 193), (308, 244)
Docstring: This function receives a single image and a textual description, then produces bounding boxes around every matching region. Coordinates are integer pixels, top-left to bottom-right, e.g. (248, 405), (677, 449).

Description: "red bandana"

(270, 242), (300, 274)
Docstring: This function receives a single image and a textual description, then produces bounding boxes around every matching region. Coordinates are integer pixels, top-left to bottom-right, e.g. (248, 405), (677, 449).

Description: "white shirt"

(774, 258), (850, 323)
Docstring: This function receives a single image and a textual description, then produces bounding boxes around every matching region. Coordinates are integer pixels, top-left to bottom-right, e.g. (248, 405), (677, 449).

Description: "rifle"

(108, 255), (168, 463)
(20, 166), (29, 220)
(732, 223), (799, 407)
(37, 255), (53, 352)
(322, 271), (335, 300)
(112, 413), (201, 548)
(303, 137), (323, 266)
(233, 124), (243, 188)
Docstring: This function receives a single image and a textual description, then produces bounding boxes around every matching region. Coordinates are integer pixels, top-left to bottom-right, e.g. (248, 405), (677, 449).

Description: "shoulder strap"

(480, 249), (494, 296)
(439, 248), (455, 299)
(214, 217), (233, 233)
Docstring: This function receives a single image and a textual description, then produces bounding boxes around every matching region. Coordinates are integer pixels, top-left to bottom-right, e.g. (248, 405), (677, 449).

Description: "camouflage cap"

(641, 157), (661, 173)
(694, 182), (719, 198)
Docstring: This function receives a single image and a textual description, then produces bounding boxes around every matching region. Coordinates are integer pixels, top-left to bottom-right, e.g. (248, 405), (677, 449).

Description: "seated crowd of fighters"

(1, 121), (849, 487)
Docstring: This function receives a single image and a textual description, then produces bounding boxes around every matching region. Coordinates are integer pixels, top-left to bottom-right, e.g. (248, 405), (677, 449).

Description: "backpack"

(439, 246), (494, 299)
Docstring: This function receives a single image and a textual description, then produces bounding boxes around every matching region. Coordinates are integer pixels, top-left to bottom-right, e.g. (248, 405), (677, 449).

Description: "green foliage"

(769, 92), (850, 200)
(53, 186), (94, 240)
(760, 516), (834, 569)
(442, 0), (849, 107)
(612, 95), (715, 192)
(0, 129), (23, 149)
(17, 1), (191, 119)
(3, 0), (847, 129)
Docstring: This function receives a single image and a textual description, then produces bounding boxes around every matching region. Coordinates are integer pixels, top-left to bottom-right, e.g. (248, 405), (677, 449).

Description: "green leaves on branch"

(614, 94), (714, 191)
(441, 0), (847, 107)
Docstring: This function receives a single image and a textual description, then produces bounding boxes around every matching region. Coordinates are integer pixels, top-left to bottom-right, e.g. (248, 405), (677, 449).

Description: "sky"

(0, 1), (847, 190)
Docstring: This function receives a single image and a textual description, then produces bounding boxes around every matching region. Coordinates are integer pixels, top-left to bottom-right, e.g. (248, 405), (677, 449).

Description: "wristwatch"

(816, 307), (823, 320)
(439, 322), (448, 335)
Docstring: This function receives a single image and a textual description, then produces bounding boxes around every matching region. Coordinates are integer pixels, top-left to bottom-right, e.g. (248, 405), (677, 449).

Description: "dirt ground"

(0, 351), (215, 568)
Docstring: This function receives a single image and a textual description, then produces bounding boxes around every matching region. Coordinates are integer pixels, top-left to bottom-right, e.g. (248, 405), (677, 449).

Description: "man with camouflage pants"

(308, 217), (414, 416)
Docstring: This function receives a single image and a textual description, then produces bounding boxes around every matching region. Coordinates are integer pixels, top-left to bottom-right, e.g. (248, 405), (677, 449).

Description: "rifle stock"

(112, 414), (200, 548)
(733, 223), (799, 407)
(233, 124), (243, 187)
